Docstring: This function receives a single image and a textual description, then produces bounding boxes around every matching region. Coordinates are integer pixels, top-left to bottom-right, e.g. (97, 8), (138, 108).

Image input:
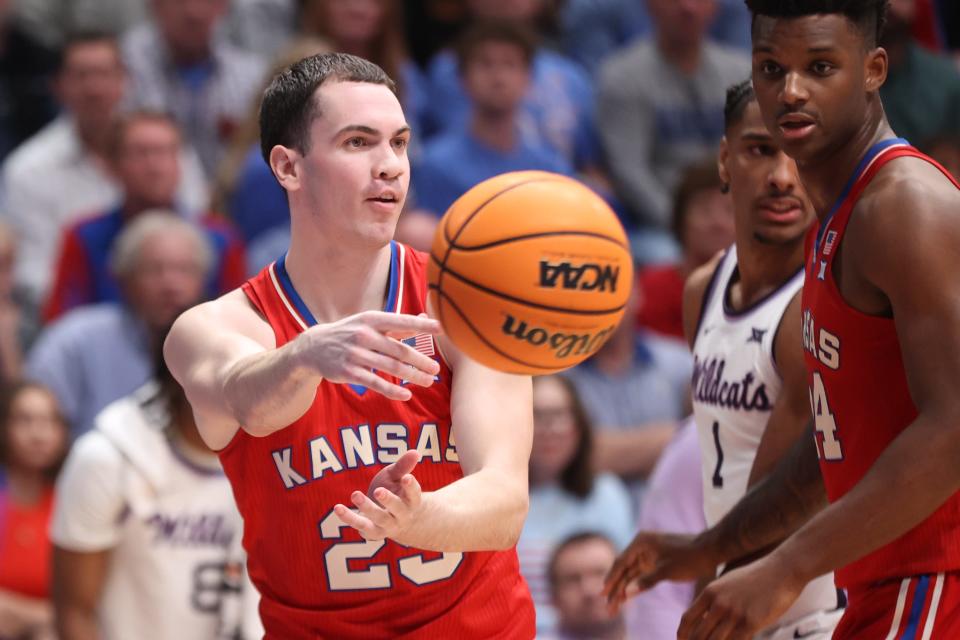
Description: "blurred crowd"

(0, 0), (958, 638)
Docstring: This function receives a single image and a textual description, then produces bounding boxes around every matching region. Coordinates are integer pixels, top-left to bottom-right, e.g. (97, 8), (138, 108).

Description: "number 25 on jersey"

(809, 372), (844, 460)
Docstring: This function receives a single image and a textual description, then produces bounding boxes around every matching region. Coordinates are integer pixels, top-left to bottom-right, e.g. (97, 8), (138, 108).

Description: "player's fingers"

(350, 491), (394, 530)
(398, 473), (422, 508)
(365, 311), (442, 336)
(356, 349), (436, 387)
(388, 450), (421, 481)
(372, 487), (409, 519)
(348, 367), (412, 401)
(603, 554), (632, 599)
(333, 504), (382, 540)
(374, 334), (441, 378)
(677, 594), (712, 639)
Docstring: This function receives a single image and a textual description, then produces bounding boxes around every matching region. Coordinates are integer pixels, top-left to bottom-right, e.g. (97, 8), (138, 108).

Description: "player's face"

(751, 14), (873, 164)
(551, 539), (621, 633)
(530, 377), (579, 483)
(298, 81), (410, 248)
(114, 119), (182, 209)
(721, 101), (815, 246)
(5, 386), (67, 474)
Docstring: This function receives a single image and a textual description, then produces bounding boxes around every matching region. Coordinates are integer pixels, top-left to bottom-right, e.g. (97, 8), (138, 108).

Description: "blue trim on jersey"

(274, 242), (399, 396)
(814, 137), (909, 256)
(901, 574), (931, 640)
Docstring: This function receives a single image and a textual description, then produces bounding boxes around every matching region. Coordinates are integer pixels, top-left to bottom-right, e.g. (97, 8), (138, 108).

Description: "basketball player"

(630, 2), (960, 639)
(606, 80), (844, 638)
(163, 53), (536, 638)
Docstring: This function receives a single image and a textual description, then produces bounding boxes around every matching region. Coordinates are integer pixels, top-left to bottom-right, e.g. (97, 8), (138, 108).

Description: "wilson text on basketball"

(501, 314), (616, 359)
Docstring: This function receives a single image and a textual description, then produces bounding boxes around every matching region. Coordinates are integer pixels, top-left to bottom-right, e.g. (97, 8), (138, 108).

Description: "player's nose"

(779, 71), (810, 107)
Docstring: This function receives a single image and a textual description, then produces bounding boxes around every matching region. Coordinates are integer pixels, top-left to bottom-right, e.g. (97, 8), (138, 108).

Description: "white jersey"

(691, 246), (841, 633)
(51, 383), (261, 640)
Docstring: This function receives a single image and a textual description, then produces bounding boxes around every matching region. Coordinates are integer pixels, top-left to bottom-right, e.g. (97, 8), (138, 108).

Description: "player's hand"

(334, 450), (423, 541)
(604, 531), (719, 610)
(676, 555), (805, 640)
(303, 310), (441, 401)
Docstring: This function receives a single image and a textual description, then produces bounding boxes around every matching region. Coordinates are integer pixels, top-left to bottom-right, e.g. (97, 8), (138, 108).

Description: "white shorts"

(757, 605), (845, 640)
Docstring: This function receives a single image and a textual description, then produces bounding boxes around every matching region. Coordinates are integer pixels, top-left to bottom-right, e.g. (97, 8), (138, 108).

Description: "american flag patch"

(822, 230), (838, 256)
(402, 333), (435, 357)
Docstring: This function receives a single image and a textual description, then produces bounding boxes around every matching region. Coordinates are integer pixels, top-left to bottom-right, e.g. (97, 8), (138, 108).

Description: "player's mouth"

(777, 113), (816, 141)
(365, 190), (401, 211)
(756, 197), (804, 224)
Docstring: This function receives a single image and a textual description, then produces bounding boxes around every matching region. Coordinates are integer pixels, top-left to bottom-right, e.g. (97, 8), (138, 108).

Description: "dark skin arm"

(678, 160), (960, 640)
(605, 257), (826, 606)
(53, 546), (110, 640)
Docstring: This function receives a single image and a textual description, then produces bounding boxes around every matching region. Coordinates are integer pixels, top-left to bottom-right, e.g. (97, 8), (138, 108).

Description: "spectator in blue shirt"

(411, 19), (571, 219)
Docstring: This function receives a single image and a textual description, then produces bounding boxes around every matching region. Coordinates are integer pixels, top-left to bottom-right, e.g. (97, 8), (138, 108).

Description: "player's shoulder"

(170, 287), (273, 348)
(856, 155), (960, 236)
(682, 249), (727, 348)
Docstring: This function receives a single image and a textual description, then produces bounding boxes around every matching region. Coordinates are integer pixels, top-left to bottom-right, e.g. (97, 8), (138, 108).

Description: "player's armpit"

(682, 252), (725, 351)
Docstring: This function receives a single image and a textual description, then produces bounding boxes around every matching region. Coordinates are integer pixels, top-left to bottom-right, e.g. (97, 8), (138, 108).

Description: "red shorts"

(834, 573), (960, 639)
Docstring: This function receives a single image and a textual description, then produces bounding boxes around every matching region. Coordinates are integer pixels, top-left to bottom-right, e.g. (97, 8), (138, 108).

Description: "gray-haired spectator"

(597, 0), (747, 256)
(121, 0), (267, 176)
(0, 32), (208, 307)
(543, 532), (626, 640)
(25, 212), (212, 436)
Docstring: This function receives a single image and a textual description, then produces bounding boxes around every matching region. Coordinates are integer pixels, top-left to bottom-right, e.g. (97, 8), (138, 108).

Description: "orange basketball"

(427, 171), (634, 375)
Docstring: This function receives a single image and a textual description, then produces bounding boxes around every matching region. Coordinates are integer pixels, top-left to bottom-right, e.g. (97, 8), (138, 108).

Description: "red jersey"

(802, 139), (960, 588)
(0, 486), (54, 598)
(219, 242), (535, 639)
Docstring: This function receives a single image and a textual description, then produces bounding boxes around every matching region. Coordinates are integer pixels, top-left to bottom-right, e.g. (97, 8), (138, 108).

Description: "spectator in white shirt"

(0, 31), (208, 307)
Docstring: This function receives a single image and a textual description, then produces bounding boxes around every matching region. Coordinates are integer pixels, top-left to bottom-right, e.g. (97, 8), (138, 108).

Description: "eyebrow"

(753, 44), (838, 54)
(741, 132), (774, 142)
(335, 124), (411, 138)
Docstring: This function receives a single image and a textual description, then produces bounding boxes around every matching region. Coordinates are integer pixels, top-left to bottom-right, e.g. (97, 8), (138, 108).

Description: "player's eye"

(759, 60), (782, 77)
(748, 144), (774, 157)
(346, 137), (366, 148)
(811, 61), (835, 75)
(391, 137), (408, 150)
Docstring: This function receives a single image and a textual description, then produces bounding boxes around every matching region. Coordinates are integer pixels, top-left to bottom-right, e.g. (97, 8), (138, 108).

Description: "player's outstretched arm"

(165, 290), (442, 449)
(335, 337), (532, 552)
(677, 168), (960, 640)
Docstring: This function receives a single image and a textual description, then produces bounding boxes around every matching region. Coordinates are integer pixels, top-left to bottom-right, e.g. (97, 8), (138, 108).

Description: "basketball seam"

(428, 253), (627, 316)
(447, 229), (629, 252)
(428, 285), (563, 373)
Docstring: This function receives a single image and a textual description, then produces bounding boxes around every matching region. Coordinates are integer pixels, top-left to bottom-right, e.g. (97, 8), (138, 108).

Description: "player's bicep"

(682, 253), (724, 350)
(447, 345), (533, 479)
(164, 292), (274, 429)
(748, 294), (811, 486)
(862, 182), (960, 418)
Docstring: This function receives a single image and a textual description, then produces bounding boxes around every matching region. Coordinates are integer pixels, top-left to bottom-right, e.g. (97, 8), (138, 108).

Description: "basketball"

(427, 171), (634, 375)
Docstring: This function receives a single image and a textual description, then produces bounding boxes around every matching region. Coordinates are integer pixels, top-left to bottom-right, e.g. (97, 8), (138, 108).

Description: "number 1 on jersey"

(809, 372), (844, 460)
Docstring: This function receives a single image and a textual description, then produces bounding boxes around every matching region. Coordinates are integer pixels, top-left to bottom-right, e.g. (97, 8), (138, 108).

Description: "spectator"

(0, 382), (69, 640)
(50, 339), (254, 640)
(880, 0), (960, 144)
(597, 0), (748, 238)
(565, 283), (692, 501)
(519, 374), (634, 635)
(424, 0), (599, 174)
(12, 0), (147, 48)
(625, 418), (706, 639)
(26, 212), (212, 436)
(636, 160), (734, 340)
(0, 31), (208, 307)
(212, 37), (331, 258)
(413, 19), (571, 218)
(43, 111), (245, 322)
(301, 0), (428, 139)
(122, 0), (267, 176)
(224, 0), (296, 58)
(0, 0), (59, 162)
(544, 532), (626, 640)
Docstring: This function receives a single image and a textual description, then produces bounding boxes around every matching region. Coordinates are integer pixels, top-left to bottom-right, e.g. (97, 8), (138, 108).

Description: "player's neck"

(731, 236), (805, 311)
(284, 226), (394, 323)
(797, 107), (895, 222)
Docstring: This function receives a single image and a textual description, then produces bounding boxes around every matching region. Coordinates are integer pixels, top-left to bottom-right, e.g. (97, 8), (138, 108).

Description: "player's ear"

(864, 46), (888, 92)
(270, 145), (301, 192)
(718, 137), (731, 189)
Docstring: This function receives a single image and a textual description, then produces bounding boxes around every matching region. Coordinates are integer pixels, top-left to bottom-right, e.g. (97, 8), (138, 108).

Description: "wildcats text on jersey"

(271, 421), (459, 490)
(692, 355), (772, 411)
